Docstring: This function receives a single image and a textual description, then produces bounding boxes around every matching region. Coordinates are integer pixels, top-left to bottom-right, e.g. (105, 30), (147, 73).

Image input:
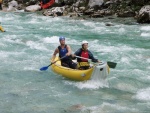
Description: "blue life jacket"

(58, 45), (69, 61)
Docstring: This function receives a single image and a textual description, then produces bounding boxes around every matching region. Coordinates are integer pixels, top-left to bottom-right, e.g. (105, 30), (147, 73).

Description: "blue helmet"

(59, 36), (65, 41)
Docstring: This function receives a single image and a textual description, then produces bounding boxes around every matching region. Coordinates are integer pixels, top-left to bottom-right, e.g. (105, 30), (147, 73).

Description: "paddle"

(107, 61), (117, 69)
(40, 56), (66, 71)
(74, 55), (117, 69)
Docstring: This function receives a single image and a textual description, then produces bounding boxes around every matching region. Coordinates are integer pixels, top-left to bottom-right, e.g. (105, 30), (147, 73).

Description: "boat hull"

(51, 57), (109, 81)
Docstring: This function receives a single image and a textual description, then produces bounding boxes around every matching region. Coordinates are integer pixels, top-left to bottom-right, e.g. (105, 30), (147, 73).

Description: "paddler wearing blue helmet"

(52, 36), (77, 69)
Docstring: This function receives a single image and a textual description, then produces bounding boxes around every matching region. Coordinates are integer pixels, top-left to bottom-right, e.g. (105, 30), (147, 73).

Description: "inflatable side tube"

(41, 0), (55, 9)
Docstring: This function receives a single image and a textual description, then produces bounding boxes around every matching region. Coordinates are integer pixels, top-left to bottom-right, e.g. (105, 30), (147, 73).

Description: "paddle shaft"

(75, 55), (91, 61)
(75, 55), (117, 68)
(40, 56), (66, 71)
(50, 55), (66, 66)
(48, 59), (59, 67)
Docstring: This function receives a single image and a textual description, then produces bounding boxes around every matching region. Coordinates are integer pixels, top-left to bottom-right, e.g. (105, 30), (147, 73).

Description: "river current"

(0, 12), (150, 113)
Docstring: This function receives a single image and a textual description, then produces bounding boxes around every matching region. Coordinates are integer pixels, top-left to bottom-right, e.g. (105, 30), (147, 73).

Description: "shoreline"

(0, 10), (139, 26)
(1, 0), (150, 24)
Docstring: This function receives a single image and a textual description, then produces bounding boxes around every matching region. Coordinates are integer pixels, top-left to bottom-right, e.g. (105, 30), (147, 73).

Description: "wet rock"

(43, 7), (65, 16)
(73, 0), (88, 8)
(52, 7), (65, 16)
(63, 10), (68, 16)
(83, 9), (94, 15)
(69, 12), (77, 17)
(63, 0), (75, 5)
(105, 23), (114, 26)
(7, 0), (18, 11)
(131, 0), (150, 6)
(64, 104), (85, 113)
(79, 6), (86, 11)
(27, 0), (38, 6)
(103, 0), (114, 8)
(91, 13), (104, 18)
(17, 4), (25, 10)
(137, 5), (150, 23)
(88, 0), (104, 8)
(70, 104), (84, 110)
(117, 11), (135, 17)
(43, 10), (53, 16)
(105, 10), (114, 15)
(100, 9), (113, 16)
(25, 5), (41, 12)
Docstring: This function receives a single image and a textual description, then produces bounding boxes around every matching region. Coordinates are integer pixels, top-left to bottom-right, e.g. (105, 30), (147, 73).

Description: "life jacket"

(80, 50), (89, 62)
(77, 62), (90, 69)
(58, 45), (69, 61)
(77, 49), (90, 69)
(76, 48), (88, 62)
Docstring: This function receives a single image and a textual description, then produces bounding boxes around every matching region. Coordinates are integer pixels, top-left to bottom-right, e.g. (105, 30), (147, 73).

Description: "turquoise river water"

(0, 12), (150, 113)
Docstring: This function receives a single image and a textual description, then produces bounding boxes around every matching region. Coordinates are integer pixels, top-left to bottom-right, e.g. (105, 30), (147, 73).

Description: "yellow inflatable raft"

(0, 25), (5, 32)
(51, 57), (109, 81)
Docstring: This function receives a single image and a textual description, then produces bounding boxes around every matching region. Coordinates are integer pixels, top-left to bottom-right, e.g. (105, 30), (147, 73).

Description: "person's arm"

(71, 48), (81, 57)
(71, 48), (82, 60)
(66, 45), (71, 56)
(88, 50), (100, 62)
(52, 48), (59, 62)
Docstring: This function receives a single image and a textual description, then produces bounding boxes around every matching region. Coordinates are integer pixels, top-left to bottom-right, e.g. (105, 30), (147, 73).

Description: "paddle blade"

(40, 66), (49, 71)
(40, 56), (66, 71)
(107, 61), (117, 69)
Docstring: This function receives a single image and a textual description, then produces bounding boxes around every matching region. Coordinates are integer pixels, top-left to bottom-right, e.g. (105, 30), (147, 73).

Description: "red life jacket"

(81, 51), (89, 62)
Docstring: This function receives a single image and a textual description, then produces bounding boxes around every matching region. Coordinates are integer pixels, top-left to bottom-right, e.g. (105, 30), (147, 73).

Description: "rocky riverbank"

(1, 0), (150, 23)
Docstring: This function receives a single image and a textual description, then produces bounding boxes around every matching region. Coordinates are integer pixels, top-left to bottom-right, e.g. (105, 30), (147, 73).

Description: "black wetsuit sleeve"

(88, 50), (98, 62)
(73, 48), (82, 61)
(74, 48), (81, 56)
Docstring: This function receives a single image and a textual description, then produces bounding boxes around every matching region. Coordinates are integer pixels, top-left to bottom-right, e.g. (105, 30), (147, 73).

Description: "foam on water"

(90, 102), (138, 113)
(2, 35), (25, 45)
(0, 12), (150, 113)
(3, 14), (18, 21)
(118, 27), (126, 34)
(82, 21), (96, 28)
(134, 88), (150, 101)
(26, 40), (48, 51)
(141, 33), (150, 37)
(140, 26), (150, 31)
(42, 36), (60, 44)
(140, 26), (150, 37)
(0, 51), (10, 58)
(27, 18), (41, 24)
(83, 102), (138, 113)
(64, 79), (109, 90)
